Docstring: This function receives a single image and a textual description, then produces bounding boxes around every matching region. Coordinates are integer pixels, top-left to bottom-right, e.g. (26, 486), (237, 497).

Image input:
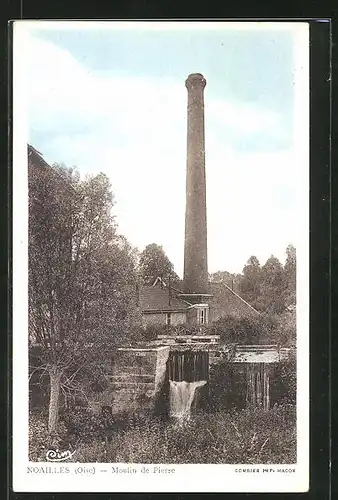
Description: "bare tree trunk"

(48, 365), (62, 439)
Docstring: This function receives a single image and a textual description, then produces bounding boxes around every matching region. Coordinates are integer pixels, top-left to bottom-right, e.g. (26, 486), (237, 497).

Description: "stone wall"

(88, 346), (170, 415)
(154, 346), (170, 396)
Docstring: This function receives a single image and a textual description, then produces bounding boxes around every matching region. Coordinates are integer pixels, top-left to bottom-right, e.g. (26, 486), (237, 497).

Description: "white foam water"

(169, 380), (207, 422)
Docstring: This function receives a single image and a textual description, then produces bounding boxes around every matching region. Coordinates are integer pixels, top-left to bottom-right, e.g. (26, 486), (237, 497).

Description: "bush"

(74, 404), (296, 464)
(210, 315), (264, 344)
(29, 412), (49, 461)
(29, 411), (68, 461)
(272, 351), (297, 405)
(29, 404), (296, 464)
(208, 360), (241, 409)
(141, 312), (295, 347)
(60, 405), (119, 445)
(210, 313), (296, 346)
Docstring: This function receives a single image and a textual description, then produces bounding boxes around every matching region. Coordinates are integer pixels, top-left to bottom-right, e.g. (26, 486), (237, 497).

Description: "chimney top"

(185, 73), (206, 89)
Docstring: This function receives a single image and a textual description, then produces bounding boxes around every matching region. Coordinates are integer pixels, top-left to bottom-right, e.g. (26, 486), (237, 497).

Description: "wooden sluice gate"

(168, 350), (209, 382)
(245, 362), (271, 410)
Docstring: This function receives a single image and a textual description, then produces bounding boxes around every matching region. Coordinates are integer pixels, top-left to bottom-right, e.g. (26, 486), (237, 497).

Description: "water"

(167, 351), (209, 422)
(169, 380), (207, 422)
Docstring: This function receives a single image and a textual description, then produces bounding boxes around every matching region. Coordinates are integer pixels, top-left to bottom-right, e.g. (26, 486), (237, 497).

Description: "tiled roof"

(139, 278), (259, 317)
(209, 281), (260, 318)
(139, 282), (190, 313)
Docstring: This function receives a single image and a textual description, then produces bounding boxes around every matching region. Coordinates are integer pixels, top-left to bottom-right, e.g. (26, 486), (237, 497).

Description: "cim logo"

(46, 448), (76, 462)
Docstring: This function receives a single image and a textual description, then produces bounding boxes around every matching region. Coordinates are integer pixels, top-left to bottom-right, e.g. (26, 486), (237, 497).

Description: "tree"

(209, 270), (242, 294)
(273, 308), (296, 346)
(138, 243), (180, 286)
(239, 256), (263, 310)
(283, 244), (296, 306)
(29, 160), (139, 440)
(260, 255), (286, 313)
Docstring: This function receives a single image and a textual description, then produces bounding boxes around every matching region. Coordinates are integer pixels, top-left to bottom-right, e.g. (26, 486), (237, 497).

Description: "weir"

(168, 350), (209, 420)
(168, 350), (209, 382)
(89, 342), (292, 416)
(169, 380), (207, 421)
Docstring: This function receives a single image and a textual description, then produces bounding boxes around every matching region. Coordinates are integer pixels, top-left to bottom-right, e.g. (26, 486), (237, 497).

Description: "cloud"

(208, 99), (281, 135)
(25, 34), (300, 275)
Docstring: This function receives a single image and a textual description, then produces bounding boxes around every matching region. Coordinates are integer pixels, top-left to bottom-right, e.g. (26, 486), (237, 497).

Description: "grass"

(30, 404), (296, 464)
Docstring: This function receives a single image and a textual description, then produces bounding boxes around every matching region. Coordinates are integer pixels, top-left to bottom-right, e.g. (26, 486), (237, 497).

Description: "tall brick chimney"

(183, 73), (208, 295)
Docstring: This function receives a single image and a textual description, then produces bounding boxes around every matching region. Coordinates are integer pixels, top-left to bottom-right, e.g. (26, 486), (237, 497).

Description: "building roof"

(139, 277), (259, 319)
(209, 281), (260, 319)
(210, 282), (260, 314)
(28, 144), (49, 167)
(139, 278), (191, 313)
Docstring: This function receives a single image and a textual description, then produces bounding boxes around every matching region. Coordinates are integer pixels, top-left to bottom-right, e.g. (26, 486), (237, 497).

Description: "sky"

(19, 21), (308, 277)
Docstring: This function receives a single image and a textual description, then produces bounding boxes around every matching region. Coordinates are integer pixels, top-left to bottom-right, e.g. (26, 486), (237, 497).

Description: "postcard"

(12, 20), (309, 493)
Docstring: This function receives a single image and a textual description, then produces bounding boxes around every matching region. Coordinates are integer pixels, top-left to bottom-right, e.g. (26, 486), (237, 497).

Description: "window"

(200, 308), (205, 324)
(197, 306), (208, 325)
(166, 313), (172, 326)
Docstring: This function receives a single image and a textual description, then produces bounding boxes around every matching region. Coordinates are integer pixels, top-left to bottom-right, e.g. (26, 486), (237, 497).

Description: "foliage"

(208, 360), (240, 409)
(139, 243), (180, 286)
(28, 158), (140, 435)
(267, 309), (297, 347)
(65, 405), (296, 464)
(140, 324), (163, 342)
(210, 315), (264, 344)
(29, 411), (68, 461)
(272, 351), (297, 405)
(211, 248), (296, 317)
(239, 256), (263, 310)
(210, 311), (296, 347)
(209, 270), (242, 294)
(59, 405), (116, 443)
(260, 256), (287, 313)
(283, 244), (296, 307)
(236, 248), (296, 314)
(29, 412), (50, 462)
(141, 312), (296, 347)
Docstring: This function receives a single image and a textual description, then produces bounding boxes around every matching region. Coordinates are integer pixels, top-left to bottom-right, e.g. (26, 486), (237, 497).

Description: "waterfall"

(169, 380), (207, 422)
(246, 363), (270, 410)
(168, 350), (209, 421)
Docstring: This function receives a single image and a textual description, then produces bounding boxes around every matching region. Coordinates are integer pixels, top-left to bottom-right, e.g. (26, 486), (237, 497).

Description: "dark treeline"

(139, 243), (296, 315)
(210, 246), (296, 314)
